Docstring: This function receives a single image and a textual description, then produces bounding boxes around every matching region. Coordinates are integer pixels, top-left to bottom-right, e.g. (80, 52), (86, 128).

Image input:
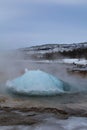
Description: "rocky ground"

(0, 96), (87, 125)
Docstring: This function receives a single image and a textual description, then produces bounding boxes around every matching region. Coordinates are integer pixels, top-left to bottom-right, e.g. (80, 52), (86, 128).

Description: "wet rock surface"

(0, 104), (87, 126)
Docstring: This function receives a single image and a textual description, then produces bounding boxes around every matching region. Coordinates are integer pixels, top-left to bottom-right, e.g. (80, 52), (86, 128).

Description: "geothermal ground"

(0, 49), (87, 129)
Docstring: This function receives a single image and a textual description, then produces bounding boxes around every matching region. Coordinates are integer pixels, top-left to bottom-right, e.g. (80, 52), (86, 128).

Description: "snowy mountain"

(19, 42), (87, 60)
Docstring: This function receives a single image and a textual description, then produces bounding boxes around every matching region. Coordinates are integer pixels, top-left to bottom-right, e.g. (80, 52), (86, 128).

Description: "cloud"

(0, 0), (87, 6)
(0, 1), (33, 23)
(19, 0), (87, 5)
(0, 0), (87, 50)
(0, 0), (86, 22)
(41, 0), (86, 4)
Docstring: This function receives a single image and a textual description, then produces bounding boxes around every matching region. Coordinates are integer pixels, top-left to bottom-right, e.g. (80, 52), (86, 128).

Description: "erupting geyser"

(6, 70), (70, 96)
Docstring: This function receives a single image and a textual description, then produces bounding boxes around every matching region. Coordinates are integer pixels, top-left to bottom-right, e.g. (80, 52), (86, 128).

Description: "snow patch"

(62, 58), (87, 65)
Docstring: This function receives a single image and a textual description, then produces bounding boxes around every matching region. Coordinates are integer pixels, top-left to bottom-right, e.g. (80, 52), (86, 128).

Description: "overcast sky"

(0, 0), (87, 50)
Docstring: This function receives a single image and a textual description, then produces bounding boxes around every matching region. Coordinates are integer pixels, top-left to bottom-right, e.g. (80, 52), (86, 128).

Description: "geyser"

(6, 70), (70, 96)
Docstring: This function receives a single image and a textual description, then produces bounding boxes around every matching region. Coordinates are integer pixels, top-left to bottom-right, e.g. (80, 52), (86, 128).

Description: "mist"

(0, 50), (86, 96)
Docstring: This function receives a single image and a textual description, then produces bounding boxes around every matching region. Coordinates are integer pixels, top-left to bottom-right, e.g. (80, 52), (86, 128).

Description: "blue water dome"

(6, 70), (70, 96)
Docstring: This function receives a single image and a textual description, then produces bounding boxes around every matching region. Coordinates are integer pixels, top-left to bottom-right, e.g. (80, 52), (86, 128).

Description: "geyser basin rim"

(6, 69), (70, 96)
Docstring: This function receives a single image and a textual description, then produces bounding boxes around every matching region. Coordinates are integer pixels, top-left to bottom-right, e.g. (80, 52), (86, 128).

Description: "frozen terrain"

(62, 58), (87, 65)
(20, 42), (87, 60)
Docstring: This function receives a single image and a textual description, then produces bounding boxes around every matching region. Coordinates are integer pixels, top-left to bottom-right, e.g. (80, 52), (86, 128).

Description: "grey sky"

(0, 0), (87, 49)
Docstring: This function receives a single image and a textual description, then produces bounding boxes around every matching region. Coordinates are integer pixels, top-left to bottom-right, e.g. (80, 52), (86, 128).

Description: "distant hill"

(19, 42), (87, 60)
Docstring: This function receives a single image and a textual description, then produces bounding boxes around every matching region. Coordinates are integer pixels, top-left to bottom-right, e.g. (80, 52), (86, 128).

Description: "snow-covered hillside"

(19, 42), (87, 60)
